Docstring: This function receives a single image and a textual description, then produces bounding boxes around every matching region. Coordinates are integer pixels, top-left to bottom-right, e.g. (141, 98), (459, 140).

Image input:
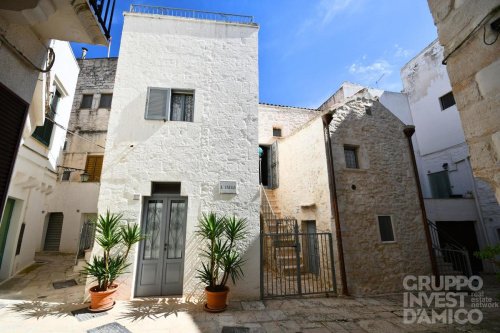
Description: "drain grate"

(88, 322), (131, 333)
(52, 279), (77, 289)
(72, 308), (108, 322)
(221, 327), (250, 333)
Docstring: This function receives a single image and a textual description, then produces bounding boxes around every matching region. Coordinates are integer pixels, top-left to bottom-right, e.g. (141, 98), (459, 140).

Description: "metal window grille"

(439, 91), (456, 110)
(344, 146), (358, 169)
(98, 94), (113, 109)
(377, 216), (395, 242)
(80, 94), (93, 109)
(171, 92), (194, 122)
(61, 170), (71, 181)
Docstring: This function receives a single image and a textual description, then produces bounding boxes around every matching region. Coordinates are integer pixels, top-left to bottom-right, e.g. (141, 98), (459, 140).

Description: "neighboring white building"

(401, 40), (500, 274)
(0, 40), (79, 281)
(95, 7), (260, 300)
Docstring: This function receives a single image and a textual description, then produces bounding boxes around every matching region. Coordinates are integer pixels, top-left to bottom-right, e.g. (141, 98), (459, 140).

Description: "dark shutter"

(85, 155), (104, 182)
(439, 91), (456, 110)
(32, 90), (59, 146)
(80, 94), (93, 109)
(98, 93), (113, 108)
(378, 216), (395, 242)
(43, 213), (63, 251)
(146, 88), (169, 120)
(0, 83), (28, 220)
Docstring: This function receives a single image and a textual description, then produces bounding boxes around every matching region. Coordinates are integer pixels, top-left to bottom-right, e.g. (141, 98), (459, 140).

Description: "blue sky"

(72, 0), (437, 108)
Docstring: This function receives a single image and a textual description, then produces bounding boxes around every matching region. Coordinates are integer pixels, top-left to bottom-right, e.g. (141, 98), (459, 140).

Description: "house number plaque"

(219, 181), (237, 194)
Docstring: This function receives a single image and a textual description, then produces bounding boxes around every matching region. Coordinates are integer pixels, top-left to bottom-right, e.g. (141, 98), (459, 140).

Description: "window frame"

(32, 89), (61, 147)
(376, 215), (396, 243)
(439, 91), (456, 111)
(98, 93), (113, 109)
(343, 145), (359, 169)
(272, 127), (282, 137)
(80, 94), (93, 109)
(61, 170), (71, 181)
(145, 87), (195, 122)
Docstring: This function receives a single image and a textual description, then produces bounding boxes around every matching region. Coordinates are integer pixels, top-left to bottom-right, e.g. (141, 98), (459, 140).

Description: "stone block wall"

(329, 91), (432, 295)
(427, 0), (500, 202)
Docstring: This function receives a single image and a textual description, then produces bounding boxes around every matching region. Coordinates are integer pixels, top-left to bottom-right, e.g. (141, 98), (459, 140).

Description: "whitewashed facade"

(0, 40), (79, 281)
(96, 11), (260, 300)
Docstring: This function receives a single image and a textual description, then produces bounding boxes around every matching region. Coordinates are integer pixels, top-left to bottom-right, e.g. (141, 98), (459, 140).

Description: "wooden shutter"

(0, 83), (28, 220)
(145, 88), (170, 120)
(85, 155), (104, 182)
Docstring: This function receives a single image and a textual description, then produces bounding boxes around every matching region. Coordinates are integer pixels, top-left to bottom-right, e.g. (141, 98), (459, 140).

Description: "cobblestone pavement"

(0, 253), (499, 332)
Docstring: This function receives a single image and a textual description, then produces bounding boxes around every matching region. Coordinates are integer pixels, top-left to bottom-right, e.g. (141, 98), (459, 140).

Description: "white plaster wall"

(258, 104), (318, 144)
(97, 14), (259, 300)
(0, 40), (79, 280)
(401, 41), (466, 156)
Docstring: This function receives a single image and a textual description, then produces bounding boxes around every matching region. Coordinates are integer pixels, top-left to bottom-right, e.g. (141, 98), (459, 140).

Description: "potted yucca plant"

(82, 211), (143, 311)
(196, 212), (248, 312)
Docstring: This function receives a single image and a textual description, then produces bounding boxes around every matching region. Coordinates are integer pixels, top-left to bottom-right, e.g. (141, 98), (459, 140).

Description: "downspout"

(322, 113), (348, 296)
(403, 126), (438, 277)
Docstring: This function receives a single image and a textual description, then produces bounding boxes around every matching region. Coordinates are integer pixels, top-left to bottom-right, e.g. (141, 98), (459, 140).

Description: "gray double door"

(136, 197), (188, 297)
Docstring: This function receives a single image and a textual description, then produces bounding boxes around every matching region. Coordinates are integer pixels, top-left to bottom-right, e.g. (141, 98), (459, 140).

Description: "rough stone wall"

(273, 116), (332, 233)
(258, 103), (318, 144)
(329, 91), (432, 295)
(475, 179), (500, 246)
(427, 0), (500, 202)
(62, 58), (117, 181)
(97, 14), (259, 300)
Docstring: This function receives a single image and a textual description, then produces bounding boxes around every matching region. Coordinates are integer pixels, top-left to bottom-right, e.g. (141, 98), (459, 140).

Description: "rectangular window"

(61, 170), (71, 181)
(377, 216), (395, 242)
(344, 146), (359, 169)
(80, 94), (93, 109)
(170, 91), (194, 122)
(273, 128), (282, 137)
(145, 88), (194, 122)
(84, 155), (104, 182)
(98, 93), (113, 109)
(32, 89), (60, 146)
(439, 91), (456, 110)
(16, 223), (25, 255)
(428, 171), (451, 198)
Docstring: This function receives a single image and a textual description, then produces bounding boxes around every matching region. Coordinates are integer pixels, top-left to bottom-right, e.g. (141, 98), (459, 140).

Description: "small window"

(171, 91), (194, 122)
(84, 155), (104, 182)
(80, 94), (93, 109)
(344, 146), (359, 169)
(98, 93), (113, 109)
(32, 89), (60, 146)
(428, 171), (451, 198)
(365, 106), (372, 115)
(439, 91), (456, 110)
(16, 223), (26, 255)
(273, 128), (282, 137)
(377, 216), (395, 242)
(61, 170), (71, 181)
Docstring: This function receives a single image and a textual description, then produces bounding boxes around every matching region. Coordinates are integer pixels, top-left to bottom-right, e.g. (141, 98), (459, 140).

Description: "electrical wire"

(442, 5), (500, 65)
(43, 116), (106, 149)
(0, 33), (55, 73)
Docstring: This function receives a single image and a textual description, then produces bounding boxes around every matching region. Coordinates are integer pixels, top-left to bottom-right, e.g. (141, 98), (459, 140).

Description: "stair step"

(281, 264), (305, 275)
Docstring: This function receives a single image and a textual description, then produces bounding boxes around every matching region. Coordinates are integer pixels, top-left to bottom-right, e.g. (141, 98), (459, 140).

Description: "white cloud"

(394, 44), (411, 58)
(297, 0), (357, 35)
(347, 59), (396, 88)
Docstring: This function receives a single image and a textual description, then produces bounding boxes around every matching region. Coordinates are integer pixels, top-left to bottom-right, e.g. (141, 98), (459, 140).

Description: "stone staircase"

(264, 189), (282, 219)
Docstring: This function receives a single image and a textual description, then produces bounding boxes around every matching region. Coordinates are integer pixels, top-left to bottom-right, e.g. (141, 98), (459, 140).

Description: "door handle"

(164, 244), (168, 251)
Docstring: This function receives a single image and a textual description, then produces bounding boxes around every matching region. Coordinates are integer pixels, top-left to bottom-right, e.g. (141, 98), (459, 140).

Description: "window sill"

(381, 241), (397, 244)
(343, 167), (368, 173)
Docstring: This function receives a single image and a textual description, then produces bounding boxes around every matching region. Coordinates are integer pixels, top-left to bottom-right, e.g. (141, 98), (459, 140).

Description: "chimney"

(81, 47), (88, 59)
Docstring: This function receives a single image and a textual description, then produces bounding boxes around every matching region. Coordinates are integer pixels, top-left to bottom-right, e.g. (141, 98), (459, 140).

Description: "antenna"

(375, 73), (385, 87)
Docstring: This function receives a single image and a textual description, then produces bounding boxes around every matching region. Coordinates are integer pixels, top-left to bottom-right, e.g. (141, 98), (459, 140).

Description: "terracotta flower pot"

(89, 284), (118, 312)
(205, 286), (229, 312)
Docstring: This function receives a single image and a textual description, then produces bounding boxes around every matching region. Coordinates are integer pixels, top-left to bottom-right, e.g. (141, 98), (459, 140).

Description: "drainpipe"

(403, 126), (438, 277)
(322, 113), (348, 296)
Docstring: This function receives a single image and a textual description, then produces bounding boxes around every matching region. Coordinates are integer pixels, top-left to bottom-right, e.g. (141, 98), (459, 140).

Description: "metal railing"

(88, 0), (116, 39)
(427, 219), (472, 277)
(129, 4), (255, 25)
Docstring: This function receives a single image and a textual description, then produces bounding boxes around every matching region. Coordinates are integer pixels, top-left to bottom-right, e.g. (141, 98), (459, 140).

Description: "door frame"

(135, 195), (188, 297)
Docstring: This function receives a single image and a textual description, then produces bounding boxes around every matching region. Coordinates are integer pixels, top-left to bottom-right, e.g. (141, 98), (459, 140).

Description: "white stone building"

(0, 40), (79, 281)
(96, 7), (260, 300)
(401, 40), (500, 274)
(0, 0), (113, 233)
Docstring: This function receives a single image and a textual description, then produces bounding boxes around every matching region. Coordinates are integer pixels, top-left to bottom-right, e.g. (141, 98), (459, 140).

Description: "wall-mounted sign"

(219, 180), (237, 194)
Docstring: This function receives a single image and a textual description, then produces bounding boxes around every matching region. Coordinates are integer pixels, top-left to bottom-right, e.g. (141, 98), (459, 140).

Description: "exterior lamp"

(80, 171), (90, 182)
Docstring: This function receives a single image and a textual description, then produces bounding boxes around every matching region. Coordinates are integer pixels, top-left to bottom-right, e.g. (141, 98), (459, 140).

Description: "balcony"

(129, 4), (256, 26)
(424, 198), (479, 221)
(0, 0), (116, 45)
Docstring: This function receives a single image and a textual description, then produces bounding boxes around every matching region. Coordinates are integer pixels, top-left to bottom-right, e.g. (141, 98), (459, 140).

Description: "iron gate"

(260, 220), (336, 298)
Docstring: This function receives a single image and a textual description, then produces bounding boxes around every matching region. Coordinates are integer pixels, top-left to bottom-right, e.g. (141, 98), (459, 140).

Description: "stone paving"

(0, 253), (499, 332)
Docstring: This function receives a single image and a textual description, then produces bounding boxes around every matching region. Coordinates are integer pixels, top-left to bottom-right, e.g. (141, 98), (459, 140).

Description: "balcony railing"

(129, 4), (255, 25)
(88, 0), (116, 40)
